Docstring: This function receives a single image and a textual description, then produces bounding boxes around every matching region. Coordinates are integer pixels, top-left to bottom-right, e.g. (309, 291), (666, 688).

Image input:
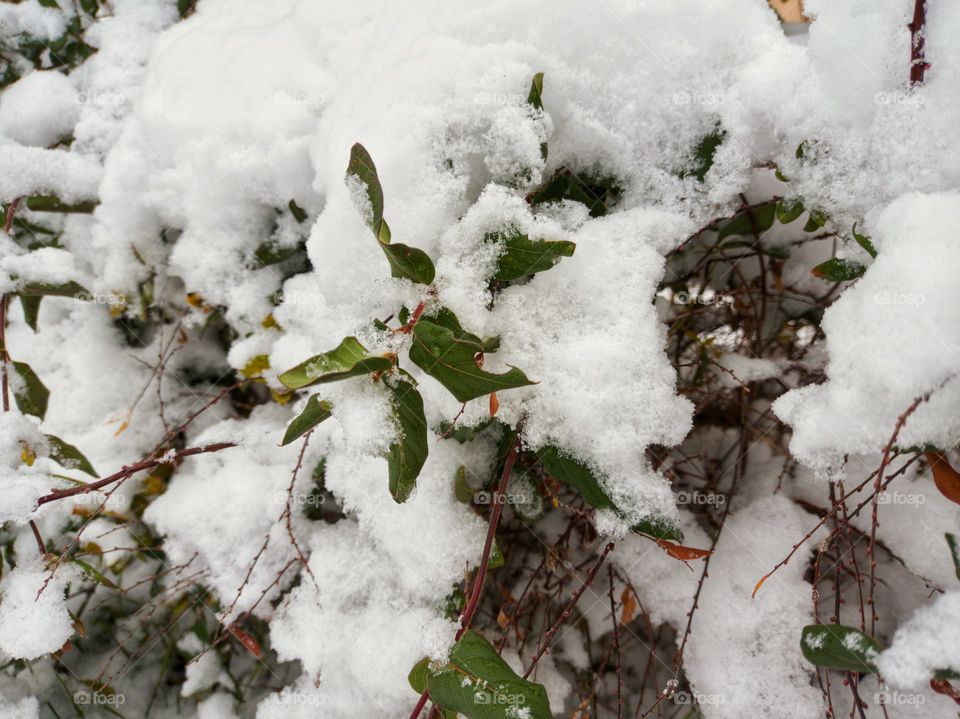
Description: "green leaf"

(253, 239), (303, 267)
(529, 169), (620, 218)
(488, 231), (575, 282)
(439, 418), (494, 444)
(812, 258), (866, 282)
(281, 395), (333, 446)
(488, 539), (505, 569)
(46, 435), (97, 477)
(800, 624), (880, 674)
(852, 223), (877, 259)
(346, 143), (436, 284)
(288, 199), (308, 224)
(65, 557), (119, 590)
(426, 631), (553, 719)
(408, 657), (430, 694)
(25, 196), (96, 213)
(409, 320), (535, 403)
(18, 281), (89, 299)
(386, 379), (428, 503)
(718, 202), (777, 240)
(947, 533), (960, 581)
(685, 127), (725, 183)
(776, 198), (805, 225)
(19, 295), (41, 332)
(278, 337), (395, 389)
(803, 208), (827, 232)
(536, 446), (683, 541)
(431, 308), (500, 354)
(12, 361), (49, 419)
(527, 72), (544, 111)
(454, 466), (473, 503)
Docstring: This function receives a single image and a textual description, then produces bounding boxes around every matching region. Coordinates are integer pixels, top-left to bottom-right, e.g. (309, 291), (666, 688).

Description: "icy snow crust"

(1, 0), (960, 715)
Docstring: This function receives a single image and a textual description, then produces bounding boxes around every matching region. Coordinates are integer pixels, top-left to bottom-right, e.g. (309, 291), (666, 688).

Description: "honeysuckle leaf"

(386, 379), (428, 503)
(346, 143), (435, 284)
(430, 308), (501, 354)
(685, 126), (725, 182)
(64, 557), (118, 590)
(852, 223), (878, 259)
(800, 624), (880, 674)
(25, 196), (97, 213)
(718, 201), (777, 239)
(803, 208), (828, 232)
(488, 231), (575, 282)
(278, 337), (395, 389)
(18, 280), (89, 299)
(536, 446), (683, 541)
(946, 533), (960, 581)
(18, 294), (41, 332)
(426, 631), (552, 719)
(46, 434), (97, 477)
(527, 72), (544, 110)
(812, 257), (866, 282)
(409, 320), (535, 403)
(529, 169), (620, 218)
(281, 395), (333, 446)
(776, 198), (805, 224)
(12, 361), (49, 419)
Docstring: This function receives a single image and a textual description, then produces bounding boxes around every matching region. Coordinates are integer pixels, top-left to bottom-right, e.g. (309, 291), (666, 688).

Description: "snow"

(0, 556), (75, 661)
(2, 0), (960, 716)
(0, 71), (79, 148)
(876, 591), (960, 689)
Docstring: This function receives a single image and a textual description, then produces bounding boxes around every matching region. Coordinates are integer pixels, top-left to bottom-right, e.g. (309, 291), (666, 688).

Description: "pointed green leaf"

(527, 72), (544, 110)
(852, 223), (877, 259)
(487, 539), (505, 569)
(46, 435), (97, 477)
(386, 379), (428, 503)
(801, 624), (880, 674)
(19, 294), (41, 332)
(426, 631), (552, 719)
(439, 418), (494, 444)
(489, 231), (575, 282)
(11, 361), (48, 419)
(947, 533), (960, 581)
(409, 320), (535, 403)
(718, 202), (777, 240)
(431, 308), (501, 354)
(776, 198), (805, 225)
(346, 143), (436, 284)
(812, 258), (865, 282)
(278, 337), (395, 389)
(288, 199), (308, 224)
(281, 395), (333, 446)
(685, 127), (725, 183)
(536, 446), (683, 541)
(529, 169), (620, 218)
(65, 557), (118, 590)
(25, 196), (97, 214)
(454, 466), (473, 503)
(18, 281), (89, 299)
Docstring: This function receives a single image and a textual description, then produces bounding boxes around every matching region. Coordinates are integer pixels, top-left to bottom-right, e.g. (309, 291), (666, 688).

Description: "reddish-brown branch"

(36, 442), (235, 506)
(908, 0), (929, 86)
(522, 541), (615, 679)
(408, 434), (521, 719)
(0, 293), (8, 412)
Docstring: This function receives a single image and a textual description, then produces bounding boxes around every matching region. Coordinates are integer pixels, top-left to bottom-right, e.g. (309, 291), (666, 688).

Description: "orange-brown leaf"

(489, 392), (499, 417)
(620, 586), (637, 625)
(228, 625), (262, 658)
(927, 452), (960, 505)
(657, 539), (712, 561)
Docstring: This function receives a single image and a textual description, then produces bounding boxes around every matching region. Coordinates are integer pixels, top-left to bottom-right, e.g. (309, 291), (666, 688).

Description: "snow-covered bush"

(0, 1), (958, 717)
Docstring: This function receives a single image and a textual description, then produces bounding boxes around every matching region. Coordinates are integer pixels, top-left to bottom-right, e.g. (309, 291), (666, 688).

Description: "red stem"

(407, 434), (521, 719)
(36, 442), (235, 505)
(909, 0), (928, 86)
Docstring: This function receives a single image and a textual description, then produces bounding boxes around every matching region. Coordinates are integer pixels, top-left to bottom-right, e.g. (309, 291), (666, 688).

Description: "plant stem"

(36, 442), (235, 505)
(909, 0), (928, 86)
